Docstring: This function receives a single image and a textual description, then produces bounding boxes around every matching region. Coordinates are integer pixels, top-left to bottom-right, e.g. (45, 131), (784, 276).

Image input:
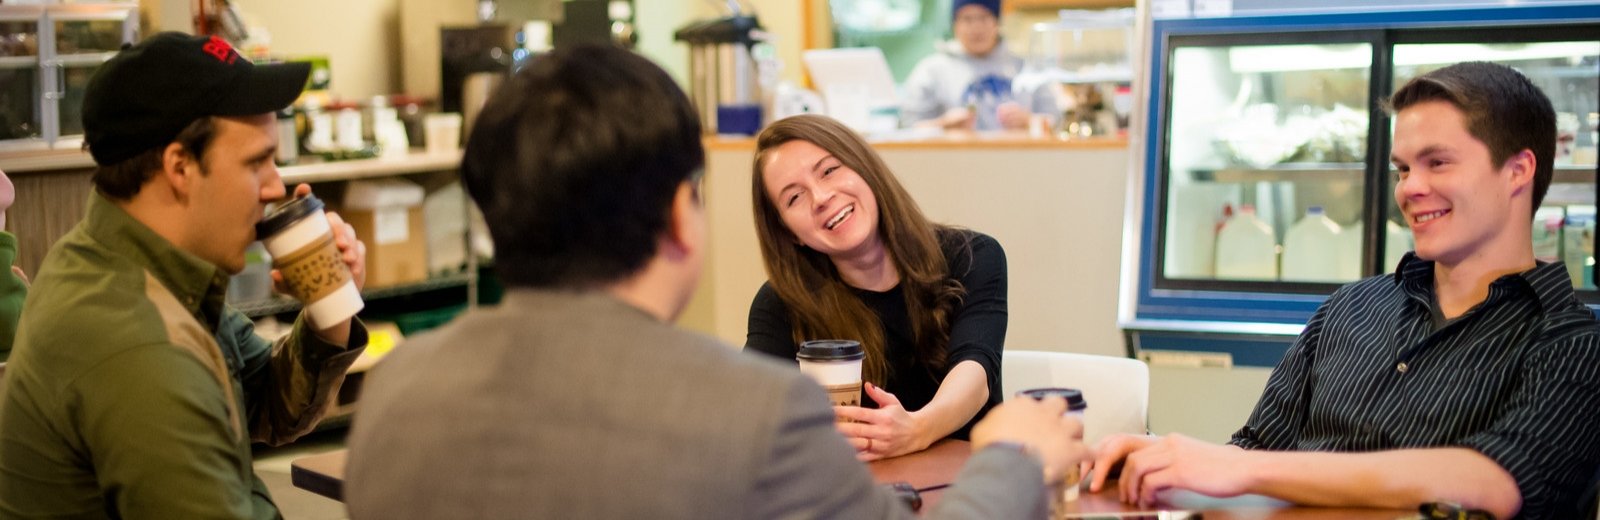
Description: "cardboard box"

(342, 179), (429, 288)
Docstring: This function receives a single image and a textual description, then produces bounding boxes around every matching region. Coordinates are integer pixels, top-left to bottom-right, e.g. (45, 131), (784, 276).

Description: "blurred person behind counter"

(901, 0), (1056, 131)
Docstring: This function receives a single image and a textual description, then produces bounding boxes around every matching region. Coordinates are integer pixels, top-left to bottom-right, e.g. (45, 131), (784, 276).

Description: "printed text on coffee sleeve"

(276, 235), (351, 304)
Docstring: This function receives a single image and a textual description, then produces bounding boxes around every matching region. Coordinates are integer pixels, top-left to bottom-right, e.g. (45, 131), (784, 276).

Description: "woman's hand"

(834, 382), (933, 461)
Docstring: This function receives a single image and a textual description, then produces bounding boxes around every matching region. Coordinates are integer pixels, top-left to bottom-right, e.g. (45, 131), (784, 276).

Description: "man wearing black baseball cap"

(0, 32), (369, 518)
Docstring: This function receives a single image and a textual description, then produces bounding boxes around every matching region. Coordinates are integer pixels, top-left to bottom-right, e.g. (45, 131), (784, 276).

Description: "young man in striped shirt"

(1091, 61), (1600, 518)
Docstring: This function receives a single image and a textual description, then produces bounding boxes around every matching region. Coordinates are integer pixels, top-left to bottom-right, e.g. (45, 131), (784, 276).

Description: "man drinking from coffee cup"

(0, 32), (369, 518)
(1089, 62), (1600, 519)
(344, 44), (1088, 519)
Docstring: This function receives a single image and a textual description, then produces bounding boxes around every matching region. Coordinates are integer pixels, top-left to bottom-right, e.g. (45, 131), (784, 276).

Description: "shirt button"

(1397, 362), (1409, 373)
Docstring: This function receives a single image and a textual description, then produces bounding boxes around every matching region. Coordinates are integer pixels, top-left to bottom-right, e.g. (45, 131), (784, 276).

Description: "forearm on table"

(911, 361), (990, 444)
(1243, 447), (1520, 518)
(249, 315), (365, 444)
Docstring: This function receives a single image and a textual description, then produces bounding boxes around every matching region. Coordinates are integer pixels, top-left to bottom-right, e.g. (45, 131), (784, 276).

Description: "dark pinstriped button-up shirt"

(1232, 253), (1600, 518)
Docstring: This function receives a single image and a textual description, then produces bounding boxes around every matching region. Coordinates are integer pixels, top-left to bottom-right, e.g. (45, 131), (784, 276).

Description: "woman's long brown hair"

(751, 115), (966, 387)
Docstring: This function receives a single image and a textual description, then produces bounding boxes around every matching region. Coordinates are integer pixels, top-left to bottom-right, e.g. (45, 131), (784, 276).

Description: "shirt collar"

(82, 191), (230, 324)
(1393, 251), (1573, 314)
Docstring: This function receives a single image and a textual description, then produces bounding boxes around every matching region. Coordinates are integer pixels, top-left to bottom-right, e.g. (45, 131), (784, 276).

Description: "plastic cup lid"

(255, 194), (325, 239)
(1015, 387), (1087, 411)
(797, 339), (864, 361)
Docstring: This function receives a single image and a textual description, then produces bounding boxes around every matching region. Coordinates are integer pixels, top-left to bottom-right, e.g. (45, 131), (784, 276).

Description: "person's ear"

(1505, 148), (1535, 196)
(662, 181), (701, 259)
(158, 142), (200, 201)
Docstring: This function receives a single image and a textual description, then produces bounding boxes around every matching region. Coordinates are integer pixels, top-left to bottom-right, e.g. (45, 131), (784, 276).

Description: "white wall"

(634, 0), (714, 87)
(635, 0), (808, 89)
(181, 0), (805, 103)
(232, 0), (403, 100)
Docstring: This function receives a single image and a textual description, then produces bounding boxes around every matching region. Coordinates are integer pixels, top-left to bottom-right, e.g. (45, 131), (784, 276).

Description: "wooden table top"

(293, 440), (1414, 518)
(290, 449), (348, 501)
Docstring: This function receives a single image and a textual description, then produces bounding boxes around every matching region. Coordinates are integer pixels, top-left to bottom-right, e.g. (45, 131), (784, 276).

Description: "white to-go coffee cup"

(424, 112), (463, 155)
(255, 194), (364, 328)
(1016, 387), (1088, 506)
(796, 339), (865, 408)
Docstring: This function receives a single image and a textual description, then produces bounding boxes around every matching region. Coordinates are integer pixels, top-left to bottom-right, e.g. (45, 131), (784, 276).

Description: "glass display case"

(0, 10), (42, 141)
(1128, 4), (1600, 329)
(0, 3), (134, 150)
(1161, 37), (1373, 286)
(1016, 8), (1137, 138)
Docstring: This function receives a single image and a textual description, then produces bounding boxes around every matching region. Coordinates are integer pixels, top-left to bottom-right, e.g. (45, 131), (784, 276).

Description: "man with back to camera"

(343, 44), (1088, 519)
(1089, 61), (1600, 518)
(0, 32), (369, 518)
(902, 0), (1056, 131)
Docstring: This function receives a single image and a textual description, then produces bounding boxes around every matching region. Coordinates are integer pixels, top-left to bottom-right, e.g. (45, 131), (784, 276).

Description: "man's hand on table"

(1090, 433), (1254, 507)
(969, 396), (1087, 484)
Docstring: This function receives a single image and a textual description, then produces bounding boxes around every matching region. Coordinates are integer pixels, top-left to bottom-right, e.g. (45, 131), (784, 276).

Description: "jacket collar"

(82, 191), (229, 326)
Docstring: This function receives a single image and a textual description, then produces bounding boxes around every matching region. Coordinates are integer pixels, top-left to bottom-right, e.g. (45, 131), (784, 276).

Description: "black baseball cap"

(82, 32), (311, 166)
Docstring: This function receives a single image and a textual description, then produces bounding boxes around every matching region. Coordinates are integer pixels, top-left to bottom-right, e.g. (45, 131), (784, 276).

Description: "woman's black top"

(744, 230), (1007, 440)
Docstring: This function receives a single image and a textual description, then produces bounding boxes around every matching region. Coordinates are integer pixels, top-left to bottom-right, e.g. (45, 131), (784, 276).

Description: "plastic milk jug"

(1214, 204), (1278, 280)
(1281, 206), (1343, 282)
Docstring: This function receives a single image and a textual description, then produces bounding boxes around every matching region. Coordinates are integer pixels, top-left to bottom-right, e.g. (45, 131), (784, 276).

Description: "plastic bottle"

(1281, 206), (1344, 282)
(1532, 207), (1564, 264)
(1564, 205), (1596, 289)
(1338, 221), (1362, 280)
(1214, 204), (1278, 280)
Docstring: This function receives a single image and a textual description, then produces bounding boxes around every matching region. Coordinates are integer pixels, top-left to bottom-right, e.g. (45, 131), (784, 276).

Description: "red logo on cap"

(202, 36), (238, 65)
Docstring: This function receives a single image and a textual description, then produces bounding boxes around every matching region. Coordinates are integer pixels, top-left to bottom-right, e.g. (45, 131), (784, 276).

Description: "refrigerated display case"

(0, 3), (135, 151)
(1122, 4), (1600, 361)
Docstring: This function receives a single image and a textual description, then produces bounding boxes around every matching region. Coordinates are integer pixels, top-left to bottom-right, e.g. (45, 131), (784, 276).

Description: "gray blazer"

(345, 289), (1045, 519)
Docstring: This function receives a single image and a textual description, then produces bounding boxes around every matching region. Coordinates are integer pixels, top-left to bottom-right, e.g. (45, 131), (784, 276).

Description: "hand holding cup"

(970, 396), (1088, 485)
(259, 184), (367, 336)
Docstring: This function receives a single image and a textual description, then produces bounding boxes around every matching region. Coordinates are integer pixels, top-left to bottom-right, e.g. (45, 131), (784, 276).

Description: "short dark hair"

(461, 45), (703, 288)
(1387, 61), (1556, 215)
(91, 117), (217, 200)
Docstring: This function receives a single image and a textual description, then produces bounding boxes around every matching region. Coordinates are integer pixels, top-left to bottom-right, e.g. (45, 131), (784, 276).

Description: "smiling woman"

(744, 114), (1008, 460)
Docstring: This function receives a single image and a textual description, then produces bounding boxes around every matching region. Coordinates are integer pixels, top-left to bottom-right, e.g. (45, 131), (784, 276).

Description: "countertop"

(706, 131), (1127, 151)
(0, 148), (463, 181)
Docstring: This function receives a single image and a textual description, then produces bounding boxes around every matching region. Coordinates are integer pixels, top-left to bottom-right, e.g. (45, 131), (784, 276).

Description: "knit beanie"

(952, 0), (1001, 19)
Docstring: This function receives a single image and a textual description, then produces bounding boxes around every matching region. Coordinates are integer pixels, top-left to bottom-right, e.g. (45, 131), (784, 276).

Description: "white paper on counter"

(1193, 0), (1233, 17)
(375, 207), (410, 245)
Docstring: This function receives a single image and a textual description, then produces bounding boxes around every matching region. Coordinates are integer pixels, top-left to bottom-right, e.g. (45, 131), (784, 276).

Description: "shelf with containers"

(1122, 5), (1600, 362)
(0, 3), (135, 151)
(231, 150), (491, 321)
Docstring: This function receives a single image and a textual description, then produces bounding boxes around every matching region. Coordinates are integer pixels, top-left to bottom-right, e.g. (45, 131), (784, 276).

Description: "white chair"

(1001, 350), (1149, 446)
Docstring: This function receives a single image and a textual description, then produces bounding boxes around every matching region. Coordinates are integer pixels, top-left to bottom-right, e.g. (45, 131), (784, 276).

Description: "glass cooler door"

(47, 6), (132, 140)
(0, 8), (43, 143)
(1384, 30), (1600, 291)
(1157, 34), (1374, 290)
